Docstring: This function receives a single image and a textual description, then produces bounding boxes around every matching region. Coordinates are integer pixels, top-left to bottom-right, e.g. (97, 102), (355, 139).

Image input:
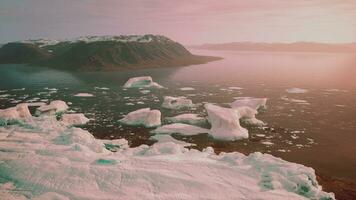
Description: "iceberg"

(231, 97), (267, 111)
(235, 106), (265, 126)
(60, 113), (90, 125)
(123, 76), (164, 89)
(205, 104), (248, 141)
(36, 100), (69, 115)
(119, 108), (161, 127)
(164, 113), (206, 125)
(151, 123), (209, 136)
(0, 108), (334, 200)
(161, 96), (195, 110)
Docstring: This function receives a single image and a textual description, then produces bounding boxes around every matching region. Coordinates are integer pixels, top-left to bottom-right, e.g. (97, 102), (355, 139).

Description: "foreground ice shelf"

(0, 103), (335, 200)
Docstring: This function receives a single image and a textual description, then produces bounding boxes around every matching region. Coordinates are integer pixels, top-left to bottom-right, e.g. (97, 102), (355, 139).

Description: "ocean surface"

(1, 49), (356, 182)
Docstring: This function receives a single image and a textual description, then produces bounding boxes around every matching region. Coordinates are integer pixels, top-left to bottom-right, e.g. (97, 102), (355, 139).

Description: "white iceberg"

(286, 88), (309, 94)
(0, 109), (334, 200)
(164, 113), (206, 125)
(151, 123), (209, 136)
(60, 113), (90, 125)
(235, 106), (265, 126)
(161, 96), (195, 110)
(205, 104), (248, 141)
(74, 93), (94, 97)
(37, 100), (69, 115)
(231, 97), (267, 111)
(123, 76), (164, 89)
(119, 108), (161, 127)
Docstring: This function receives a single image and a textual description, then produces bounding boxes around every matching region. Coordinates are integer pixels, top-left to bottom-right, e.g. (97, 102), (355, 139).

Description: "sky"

(0, 0), (356, 44)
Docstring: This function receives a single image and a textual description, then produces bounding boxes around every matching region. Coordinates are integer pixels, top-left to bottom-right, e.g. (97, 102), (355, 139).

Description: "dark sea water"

(1, 49), (356, 184)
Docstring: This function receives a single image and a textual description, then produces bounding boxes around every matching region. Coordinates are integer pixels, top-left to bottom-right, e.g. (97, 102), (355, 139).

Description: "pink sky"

(0, 0), (355, 44)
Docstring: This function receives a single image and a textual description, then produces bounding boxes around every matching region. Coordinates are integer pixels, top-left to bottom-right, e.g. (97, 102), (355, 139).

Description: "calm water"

(1, 50), (356, 182)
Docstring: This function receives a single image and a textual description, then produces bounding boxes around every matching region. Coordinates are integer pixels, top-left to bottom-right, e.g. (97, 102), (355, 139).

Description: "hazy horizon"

(1, 0), (356, 45)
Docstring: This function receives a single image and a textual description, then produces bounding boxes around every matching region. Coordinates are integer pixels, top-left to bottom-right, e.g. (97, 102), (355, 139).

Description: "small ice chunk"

(261, 141), (274, 145)
(286, 88), (308, 94)
(61, 113), (90, 125)
(231, 97), (267, 110)
(119, 108), (161, 127)
(151, 123), (209, 136)
(228, 86), (243, 90)
(205, 104), (248, 141)
(74, 93), (94, 97)
(164, 113), (206, 125)
(94, 87), (109, 90)
(37, 100), (69, 115)
(140, 90), (151, 94)
(161, 96), (195, 110)
(179, 87), (195, 91)
(123, 76), (164, 89)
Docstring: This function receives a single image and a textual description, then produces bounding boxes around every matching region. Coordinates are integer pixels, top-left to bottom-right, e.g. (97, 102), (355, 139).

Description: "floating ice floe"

(286, 88), (309, 94)
(205, 104), (248, 141)
(74, 93), (94, 97)
(119, 108), (161, 127)
(164, 113), (206, 125)
(231, 97), (267, 111)
(123, 76), (164, 89)
(0, 110), (334, 200)
(161, 96), (195, 110)
(281, 96), (310, 105)
(151, 123), (209, 136)
(228, 86), (243, 90)
(37, 100), (69, 115)
(60, 113), (90, 126)
(179, 87), (195, 91)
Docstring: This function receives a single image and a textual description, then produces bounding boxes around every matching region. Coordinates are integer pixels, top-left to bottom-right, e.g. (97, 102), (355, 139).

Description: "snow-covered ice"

(205, 104), (248, 141)
(123, 76), (164, 89)
(231, 97), (267, 111)
(161, 96), (195, 110)
(151, 123), (209, 136)
(0, 108), (334, 199)
(60, 113), (90, 125)
(286, 88), (309, 94)
(164, 113), (206, 125)
(149, 134), (195, 147)
(36, 100), (69, 115)
(235, 106), (265, 126)
(119, 108), (161, 127)
(0, 103), (31, 121)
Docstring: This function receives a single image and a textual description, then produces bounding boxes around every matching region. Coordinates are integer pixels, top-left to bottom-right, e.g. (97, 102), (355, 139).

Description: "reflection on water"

(0, 50), (356, 182)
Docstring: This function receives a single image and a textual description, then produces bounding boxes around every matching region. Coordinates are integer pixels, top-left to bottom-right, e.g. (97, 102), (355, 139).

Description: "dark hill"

(0, 43), (51, 64)
(0, 35), (220, 71)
